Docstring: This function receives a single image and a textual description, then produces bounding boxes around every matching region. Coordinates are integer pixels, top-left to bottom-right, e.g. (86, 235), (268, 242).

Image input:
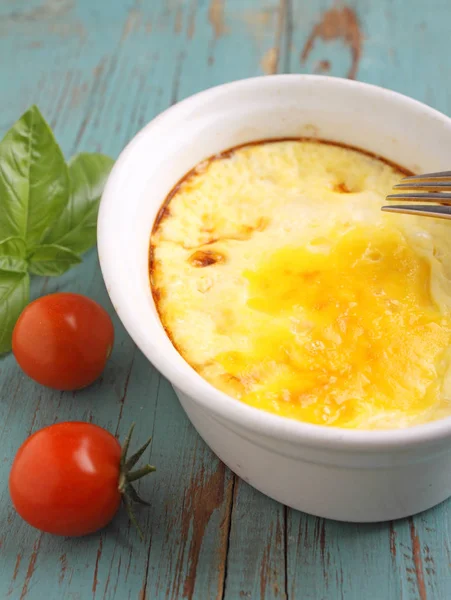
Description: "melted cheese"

(151, 140), (451, 429)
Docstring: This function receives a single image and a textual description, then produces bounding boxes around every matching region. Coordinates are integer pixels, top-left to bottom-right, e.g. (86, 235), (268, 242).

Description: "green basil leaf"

(0, 237), (26, 258)
(43, 153), (114, 254)
(0, 256), (28, 273)
(0, 271), (30, 354)
(28, 244), (82, 277)
(0, 105), (69, 248)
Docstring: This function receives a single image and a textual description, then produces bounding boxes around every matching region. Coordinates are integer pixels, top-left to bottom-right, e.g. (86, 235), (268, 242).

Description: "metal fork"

(382, 171), (451, 220)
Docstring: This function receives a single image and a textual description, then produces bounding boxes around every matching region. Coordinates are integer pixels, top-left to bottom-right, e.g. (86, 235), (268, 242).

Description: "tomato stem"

(118, 472), (127, 494)
(125, 436), (153, 471)
(120, 423), (135, 469)
(119, 423), (156, 541)
(128, 465), (156, 482)
(123, 494), (145, 541)
(126, 484), (151, 506)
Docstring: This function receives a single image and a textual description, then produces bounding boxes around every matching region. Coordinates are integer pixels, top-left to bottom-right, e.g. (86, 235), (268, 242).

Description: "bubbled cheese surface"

(151, 140), (451, 429)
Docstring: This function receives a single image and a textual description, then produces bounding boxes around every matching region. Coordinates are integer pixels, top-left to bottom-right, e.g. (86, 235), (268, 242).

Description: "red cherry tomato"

(9, 422), (122, 536)
(13, 293), (114, 390)
(10, 422), (155, 537)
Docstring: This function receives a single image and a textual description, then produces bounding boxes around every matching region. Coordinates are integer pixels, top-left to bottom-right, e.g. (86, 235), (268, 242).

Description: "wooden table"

(1, 1), (450, 598)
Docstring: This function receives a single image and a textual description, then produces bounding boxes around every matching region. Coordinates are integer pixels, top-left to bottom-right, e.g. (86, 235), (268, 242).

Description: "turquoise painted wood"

(1, 0), (451, 598)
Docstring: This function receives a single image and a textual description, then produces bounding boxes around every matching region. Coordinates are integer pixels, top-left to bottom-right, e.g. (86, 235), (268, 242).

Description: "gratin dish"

(98, 75), (451, 522)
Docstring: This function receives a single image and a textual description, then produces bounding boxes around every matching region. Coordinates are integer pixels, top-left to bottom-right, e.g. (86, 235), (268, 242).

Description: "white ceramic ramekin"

(98, 75), (451, 522)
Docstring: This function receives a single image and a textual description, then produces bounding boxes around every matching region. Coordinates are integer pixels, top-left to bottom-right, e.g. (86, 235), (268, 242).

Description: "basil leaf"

(0, 105), (69, 249)
(0, 256), (28, 273)
(0, 237), (26, 258)
(43, 153), (114, 254)
(28, 244), (82, 277)
(0, 271), (30, 354)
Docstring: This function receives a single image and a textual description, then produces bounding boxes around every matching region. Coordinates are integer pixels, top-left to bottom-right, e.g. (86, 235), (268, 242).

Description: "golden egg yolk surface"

(216, 226), (451, 427)
(151, 140), (451, 429)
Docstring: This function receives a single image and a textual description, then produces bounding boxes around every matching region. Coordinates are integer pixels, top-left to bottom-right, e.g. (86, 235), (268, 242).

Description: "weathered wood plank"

(285, 2), (451, 599)
(1, 0), (451, 598)
(0, 1), (235, 599)
(287, 515), (402, 600)
(193, 3), (291, 599)
(224, 482), (287, 600)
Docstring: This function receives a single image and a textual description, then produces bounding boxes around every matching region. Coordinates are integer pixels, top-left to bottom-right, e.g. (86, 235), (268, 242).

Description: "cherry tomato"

(13, 293), (114, 390)
(9, 422), (155, 537)
(9, 422), (122, 536)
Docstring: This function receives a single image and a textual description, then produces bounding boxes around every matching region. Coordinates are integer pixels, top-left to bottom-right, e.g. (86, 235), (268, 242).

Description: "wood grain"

(1, 0), (451, 598)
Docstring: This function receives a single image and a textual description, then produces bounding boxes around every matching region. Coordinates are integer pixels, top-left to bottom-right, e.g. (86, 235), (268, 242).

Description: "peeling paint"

(59, 554), (68, 585)
(314, 59), (331, 73)
(26, 41), (43, 49)
(261, 47), (279, 75)
(301, 5), (363, 79)
(389, 522), (397, 558)
(20, 536), (42, 600)
(209, 0), (226, 39)
(188, 5), (196, 40)
(409, 519), (427, 600)
(92, 538), (103, 595)
(6, 0), (75, 22)
(174, 7), (183, 34)
(12, 554), (22, 582)
(122, 8), (142, 42)
(238, 8), (275, 42)
(181, 463), (227, 599)
(259, 523), (272, 599)
(164, 460), (229, 600)
(70, 83), (88, 108)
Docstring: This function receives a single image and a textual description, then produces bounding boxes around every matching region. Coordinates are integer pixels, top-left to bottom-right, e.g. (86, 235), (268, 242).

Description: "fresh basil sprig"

(0, 106), (114, 354)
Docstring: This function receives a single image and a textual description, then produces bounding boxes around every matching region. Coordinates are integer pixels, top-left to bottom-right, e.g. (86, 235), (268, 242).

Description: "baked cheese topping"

(151, 140), (451, 429)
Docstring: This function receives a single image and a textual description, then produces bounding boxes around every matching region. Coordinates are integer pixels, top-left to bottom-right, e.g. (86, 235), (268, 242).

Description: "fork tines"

(382, 170), (451, 220)
(381, 204), (451, 219)
(394, 170), (451, 183)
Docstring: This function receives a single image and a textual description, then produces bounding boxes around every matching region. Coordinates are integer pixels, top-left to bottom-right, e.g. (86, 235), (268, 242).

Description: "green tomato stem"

(128, 465), (157, 482)
(125, 436), (153, 471)
(118, 423), (156, 541)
